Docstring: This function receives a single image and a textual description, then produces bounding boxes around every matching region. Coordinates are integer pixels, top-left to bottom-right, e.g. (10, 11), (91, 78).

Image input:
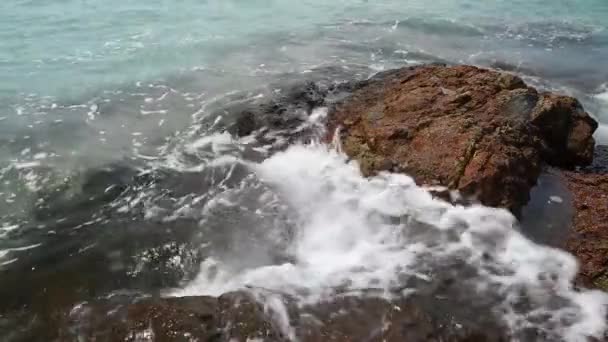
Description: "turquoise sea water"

(2, 0), (607, 150)
(2, 0), (607, 97)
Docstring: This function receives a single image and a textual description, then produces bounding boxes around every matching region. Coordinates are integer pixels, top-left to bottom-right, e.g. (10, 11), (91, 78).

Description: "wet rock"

(297, 295), (509, 342)
(577, 145), (608, 174)
(531, 93), (598, 166)
(327, 65), (598, 213)
(225, 77), (357, 139)
(60, 295), (223, 341)
(56, 292), (509, 342)
(56, 292), (287, 341)
(562, 146), (608, 290)
(232, 110), (257, 137)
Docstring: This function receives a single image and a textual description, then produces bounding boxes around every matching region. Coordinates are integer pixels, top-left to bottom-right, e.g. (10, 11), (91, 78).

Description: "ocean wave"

(171, 142), (607, 341)
(496, 20), (604, 47)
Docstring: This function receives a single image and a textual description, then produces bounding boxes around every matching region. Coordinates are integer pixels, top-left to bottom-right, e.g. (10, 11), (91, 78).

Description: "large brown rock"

(326, 65), (597, 213)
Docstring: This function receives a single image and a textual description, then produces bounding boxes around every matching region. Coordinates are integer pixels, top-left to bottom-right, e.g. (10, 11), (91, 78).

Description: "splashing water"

(593, 84), (608, 144)
(1, 1), (608, 340)
(172, 142), (608, 341)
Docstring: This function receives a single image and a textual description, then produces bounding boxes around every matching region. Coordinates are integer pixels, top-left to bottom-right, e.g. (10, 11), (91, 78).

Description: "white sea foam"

(594, 86), (608, 144)
(186, 132), (234, 155)
(0, 243), (42, 268)
(596, 125), (608, 145)
(596, 85), (608, 103)
(172, 143), (608, 341)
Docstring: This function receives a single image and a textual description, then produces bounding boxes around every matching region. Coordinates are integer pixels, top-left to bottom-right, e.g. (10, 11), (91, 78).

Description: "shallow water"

(1, 1), (608, 340)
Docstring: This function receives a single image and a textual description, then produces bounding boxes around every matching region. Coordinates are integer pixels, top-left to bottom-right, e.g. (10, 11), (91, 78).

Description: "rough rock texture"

(327, 65), (597, 213)
(563, 146), (608, 290)
(59, 292), (282, 341)
(57, 292), (509, 342)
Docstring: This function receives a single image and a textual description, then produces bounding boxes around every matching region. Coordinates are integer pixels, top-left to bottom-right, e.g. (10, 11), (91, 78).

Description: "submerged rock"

(223, 68), (363, 142)
(520, 169), (574, 248)
(59, 293), (281, 341)
(58, 292), (509, 342)
(327, 64), (597, 213)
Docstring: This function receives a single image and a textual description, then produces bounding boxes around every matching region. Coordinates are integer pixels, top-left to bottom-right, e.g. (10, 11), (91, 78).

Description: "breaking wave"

(168, 137), (608, 341)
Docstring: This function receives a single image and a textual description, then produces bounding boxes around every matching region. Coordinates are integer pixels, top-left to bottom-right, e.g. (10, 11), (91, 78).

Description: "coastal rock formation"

(326, 65), (598, 213)
(8, 65), (603, 341)
(563, 146), (608, 290)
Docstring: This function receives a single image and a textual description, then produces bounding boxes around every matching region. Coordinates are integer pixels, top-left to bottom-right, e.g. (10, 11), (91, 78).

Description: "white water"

(594, 85), (608, 144)
(172, 142), (608, 341)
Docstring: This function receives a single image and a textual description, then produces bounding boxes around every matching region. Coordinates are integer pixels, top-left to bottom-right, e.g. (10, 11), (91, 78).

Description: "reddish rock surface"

(563, 147), (608, 290)
(564, 172), (608, 289)
(327, 65), (597, 213)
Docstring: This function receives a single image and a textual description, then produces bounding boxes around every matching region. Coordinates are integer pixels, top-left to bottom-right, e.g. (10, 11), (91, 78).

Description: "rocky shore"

(3, 65), (607, 341)
(328, 63), (608, 289)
